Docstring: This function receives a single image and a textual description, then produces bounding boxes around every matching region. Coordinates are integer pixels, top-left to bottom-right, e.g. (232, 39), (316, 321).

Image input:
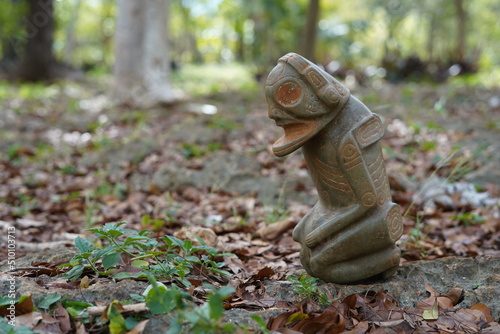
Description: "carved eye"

(275, 81), (303, 107)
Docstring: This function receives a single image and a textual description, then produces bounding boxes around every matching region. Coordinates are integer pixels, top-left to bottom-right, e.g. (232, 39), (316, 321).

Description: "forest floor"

(0, 74), (499, 333)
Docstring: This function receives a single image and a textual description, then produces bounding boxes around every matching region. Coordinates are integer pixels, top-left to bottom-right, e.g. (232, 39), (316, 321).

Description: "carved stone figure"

(265, 53), (403, 284)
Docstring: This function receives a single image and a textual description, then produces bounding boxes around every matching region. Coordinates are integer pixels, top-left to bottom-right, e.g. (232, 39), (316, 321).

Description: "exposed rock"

(415, 176), (499, 211)
(151, 151), (288, 203)
(267, 256), (500, 320)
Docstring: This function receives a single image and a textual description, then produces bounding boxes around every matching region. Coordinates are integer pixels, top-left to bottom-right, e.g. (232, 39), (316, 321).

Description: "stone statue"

(265, 53), (403, 284)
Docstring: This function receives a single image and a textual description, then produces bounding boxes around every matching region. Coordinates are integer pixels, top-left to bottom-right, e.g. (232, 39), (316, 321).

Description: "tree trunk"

(113, 0), (179, 107)
(0, 0), (24, 73)
(63, 0), (82, 64)
(15, 0), (56, 81)
(299, 0), (320, 62)
(179, 5), (203, 63)
(454, 0), (466, 62)
(426, 13), (436, 62)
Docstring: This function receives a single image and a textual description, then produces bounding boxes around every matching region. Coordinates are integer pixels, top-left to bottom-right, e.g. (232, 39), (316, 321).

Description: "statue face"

(266, 62), (328, 120)
(265, 63), (328, 157)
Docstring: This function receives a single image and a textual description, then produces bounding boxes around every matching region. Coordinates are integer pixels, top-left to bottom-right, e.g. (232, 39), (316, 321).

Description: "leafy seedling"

(287, 273), (330, 306)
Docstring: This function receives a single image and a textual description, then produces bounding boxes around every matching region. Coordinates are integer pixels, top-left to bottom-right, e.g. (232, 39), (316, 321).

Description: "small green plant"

(62, 223), (232, 287)
(400, 214), (429, 258)
(0, 318), (39, 334)
(84, 194), (99, 228)
(60, 164), (78, 175)
(143, 275), (236, 334)
(180, 142), (223, 159)
(13, 194), (38, 217)
(208, 116), (239, 131)
(452, 212), (485, 226)
(265, 206), (288, 225)
(140, 214), (165, 230)
(287, 273), (330, 306)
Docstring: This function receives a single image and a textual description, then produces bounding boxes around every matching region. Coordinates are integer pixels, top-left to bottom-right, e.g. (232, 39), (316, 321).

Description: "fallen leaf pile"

(267, 284), (499, 333)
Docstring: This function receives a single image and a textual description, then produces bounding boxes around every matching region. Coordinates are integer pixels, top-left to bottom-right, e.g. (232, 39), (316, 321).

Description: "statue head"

(265, 53), (350, 156)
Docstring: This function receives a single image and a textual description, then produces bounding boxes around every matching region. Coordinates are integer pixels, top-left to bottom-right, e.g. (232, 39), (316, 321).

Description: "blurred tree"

(454, 0), (467, 62)
(0, 0), (26, 72)
(299, 0), (320, 61)
(12, 0), (57, 81)
(62, 0), (82, 64)
(113, 0), (179, 107)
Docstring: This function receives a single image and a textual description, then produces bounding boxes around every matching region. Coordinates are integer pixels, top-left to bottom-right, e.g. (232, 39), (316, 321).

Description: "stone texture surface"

(267, 256), (500, 320)
(149, 150), (314, 205)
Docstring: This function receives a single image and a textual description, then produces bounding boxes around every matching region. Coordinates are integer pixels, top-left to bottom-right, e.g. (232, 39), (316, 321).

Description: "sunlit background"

(1, 0), (499, 89)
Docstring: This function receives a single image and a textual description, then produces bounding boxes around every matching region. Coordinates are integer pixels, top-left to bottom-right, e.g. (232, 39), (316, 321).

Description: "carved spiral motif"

(341, 143), (357, 158)
(362, 192), (376, 207)
(378, 192), (387, 206)
(387, 205), (403, 242)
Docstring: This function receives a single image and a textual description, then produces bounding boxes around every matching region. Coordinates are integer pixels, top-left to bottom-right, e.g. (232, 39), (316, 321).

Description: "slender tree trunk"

(142, 0), (174, 103)
(113, 0), (178, 107)
(15, 0), (56, 81)
(63, 0), (82, 64)
(426, 14), (436, 62)
(299, 0), (320, 62)
(454, 0), (467, 62)
(233, 20), (245, 62)
(179, 5), (203, 63)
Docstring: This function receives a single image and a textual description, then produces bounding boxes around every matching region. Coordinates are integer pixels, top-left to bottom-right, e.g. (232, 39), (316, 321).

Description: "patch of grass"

(13, 194), (38, 217)
(171, 63), (259, 98)
(421, 141), (438, 151)
(180, 142), (223, 159)
(208, 116), (240, 131)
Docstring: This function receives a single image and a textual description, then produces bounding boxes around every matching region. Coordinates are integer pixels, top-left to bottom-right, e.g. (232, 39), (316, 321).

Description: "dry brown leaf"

(75, 321), (88, 334)
(127, 319), (150, 334)
(14, 312), (43, 328)
(257, 218), (296, 240)
(442, 288), (463, 306)
(470, 303), (494, 322)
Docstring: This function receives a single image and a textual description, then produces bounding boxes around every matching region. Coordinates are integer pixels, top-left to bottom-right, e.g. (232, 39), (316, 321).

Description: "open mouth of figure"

(272, 122), (317, 157)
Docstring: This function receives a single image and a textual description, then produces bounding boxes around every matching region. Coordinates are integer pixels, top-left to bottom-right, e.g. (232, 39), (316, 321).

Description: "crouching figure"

(265, 53), (403, 284)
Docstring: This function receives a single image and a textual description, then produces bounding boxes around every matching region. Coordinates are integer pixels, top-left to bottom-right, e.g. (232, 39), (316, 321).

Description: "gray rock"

(267, 256), (500, 320)
(416, 176), (499, 211)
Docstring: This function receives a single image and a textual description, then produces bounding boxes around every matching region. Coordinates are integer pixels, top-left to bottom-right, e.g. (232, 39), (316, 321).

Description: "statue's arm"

(304, 125), (380, 249)
(304, 202), (369, 248)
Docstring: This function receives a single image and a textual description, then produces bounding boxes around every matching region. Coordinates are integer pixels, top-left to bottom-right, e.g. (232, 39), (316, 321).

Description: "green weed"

(208, 116), (239, 131)
(61, 223), (232, 287)
(452, 212), (485, 226)
(13, 194), (38, 217)
(180, 142), (223, 159)
(287, 273), (330, 306)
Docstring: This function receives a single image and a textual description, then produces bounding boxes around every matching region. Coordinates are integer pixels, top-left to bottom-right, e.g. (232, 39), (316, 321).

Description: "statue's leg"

(292, 201), (324, 244)
(312, 246), (401, 284)
(299, 245), (313, 275)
